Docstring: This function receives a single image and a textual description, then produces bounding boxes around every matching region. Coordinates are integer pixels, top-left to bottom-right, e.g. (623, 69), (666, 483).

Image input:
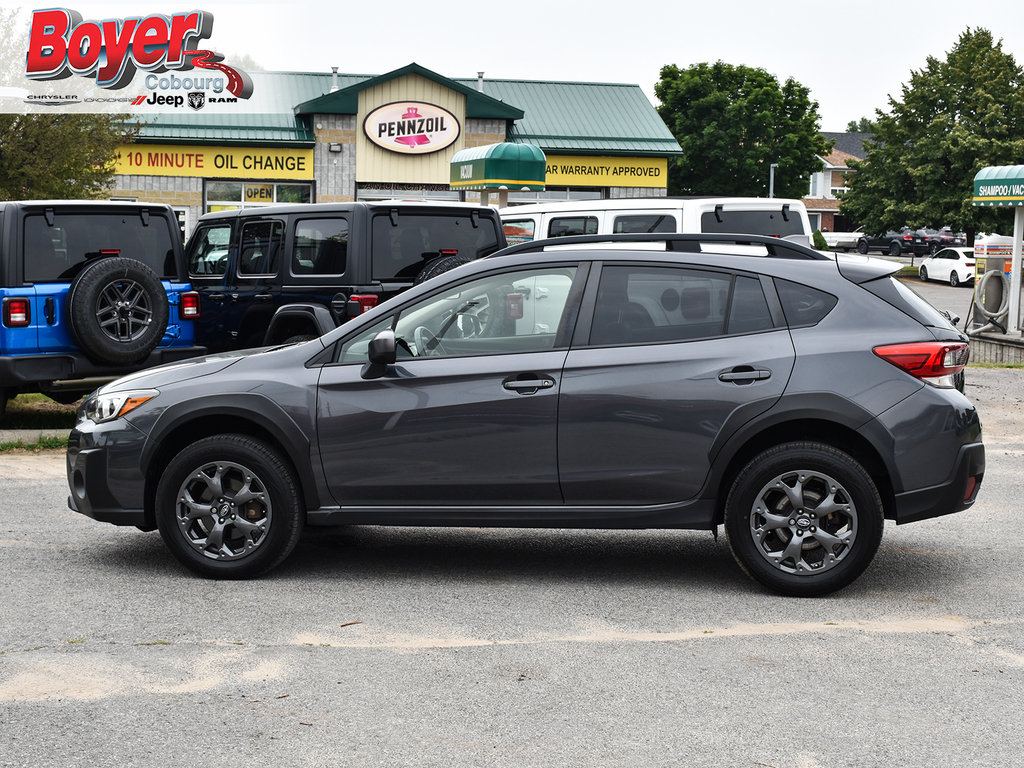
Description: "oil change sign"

(113, 144), (314, 179)
(364, 102), (460, 155)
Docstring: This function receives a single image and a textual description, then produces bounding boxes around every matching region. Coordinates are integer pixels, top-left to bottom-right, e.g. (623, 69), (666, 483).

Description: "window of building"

(205, 181), (313, 213)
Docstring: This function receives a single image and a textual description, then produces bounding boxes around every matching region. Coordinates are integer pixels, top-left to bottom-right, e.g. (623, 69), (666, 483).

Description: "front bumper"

(67, 419), (151, 528)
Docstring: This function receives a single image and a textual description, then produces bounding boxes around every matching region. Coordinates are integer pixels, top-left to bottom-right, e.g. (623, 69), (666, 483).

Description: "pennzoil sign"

(364, 101), (461, 155)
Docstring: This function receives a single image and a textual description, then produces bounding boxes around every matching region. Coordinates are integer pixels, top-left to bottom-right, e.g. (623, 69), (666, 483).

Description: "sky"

(3, 0), (1024, 129)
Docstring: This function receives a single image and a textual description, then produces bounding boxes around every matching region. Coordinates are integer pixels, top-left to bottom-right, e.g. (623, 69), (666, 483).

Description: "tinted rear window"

(372, 213), (501, 281)
(701, 209), (804, 237)
(23, 211), (179, 282)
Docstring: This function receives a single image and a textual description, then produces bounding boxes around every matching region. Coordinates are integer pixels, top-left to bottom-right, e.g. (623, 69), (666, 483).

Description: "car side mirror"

(362, 329), (396, 379)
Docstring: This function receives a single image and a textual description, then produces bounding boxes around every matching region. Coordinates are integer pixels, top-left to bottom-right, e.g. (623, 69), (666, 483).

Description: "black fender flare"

(702, 391), (903, 501)
(264, 303), (336, 345)
(140, 392), (321, 510)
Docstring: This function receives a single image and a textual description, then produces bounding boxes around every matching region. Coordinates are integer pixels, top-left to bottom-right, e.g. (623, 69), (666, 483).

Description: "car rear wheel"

(919, 266), (929, 282)
(155, 434), (304, 578)
(888, 242), (901, 257)
(724, 442), (884, 596)
(949, 271), (960, 288)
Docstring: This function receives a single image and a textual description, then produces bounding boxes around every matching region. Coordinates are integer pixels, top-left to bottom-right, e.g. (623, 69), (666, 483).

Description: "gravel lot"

(1, 279), (1022, 767)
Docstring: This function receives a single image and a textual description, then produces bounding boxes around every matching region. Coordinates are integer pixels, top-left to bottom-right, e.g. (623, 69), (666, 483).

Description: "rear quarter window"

(774, 278), (838, 327)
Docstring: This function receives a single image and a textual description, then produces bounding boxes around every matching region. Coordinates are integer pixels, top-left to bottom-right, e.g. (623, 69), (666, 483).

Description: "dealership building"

(108, 62), (682, 236)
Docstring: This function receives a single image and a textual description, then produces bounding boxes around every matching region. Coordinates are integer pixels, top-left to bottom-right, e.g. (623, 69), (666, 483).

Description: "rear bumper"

(0, 346), (206, 391)
(892, 441), (985, 524)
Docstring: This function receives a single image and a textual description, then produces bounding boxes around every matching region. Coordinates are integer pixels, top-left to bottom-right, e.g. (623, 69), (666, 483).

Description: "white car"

(821, 227), (864, 251)
(918, 247), (975, 287)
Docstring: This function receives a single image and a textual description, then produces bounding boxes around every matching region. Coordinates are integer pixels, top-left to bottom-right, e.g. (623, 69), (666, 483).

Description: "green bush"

(813, 229), (829, 250)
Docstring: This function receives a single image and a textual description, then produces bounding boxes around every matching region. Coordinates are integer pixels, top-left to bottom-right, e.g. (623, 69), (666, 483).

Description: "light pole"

(769, 163), (779, 198)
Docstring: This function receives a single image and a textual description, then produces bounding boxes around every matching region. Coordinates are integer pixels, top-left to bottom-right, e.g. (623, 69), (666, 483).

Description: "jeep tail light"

(3, 297), (30, 327)
(873, 341), (969, 387)
(180, 291), (200, 318)
(440, 248), (458, 255)
(100, 249), (120, 255)
(350, 294), (378, 314)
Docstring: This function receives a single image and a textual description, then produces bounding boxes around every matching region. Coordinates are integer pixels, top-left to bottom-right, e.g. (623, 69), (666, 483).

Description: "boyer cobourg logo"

(24, 8), (252, 101)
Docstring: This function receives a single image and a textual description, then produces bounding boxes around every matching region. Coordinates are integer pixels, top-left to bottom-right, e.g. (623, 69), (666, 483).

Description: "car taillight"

(965, 262), (975, 267)
(440, 248), (458, 255)
(873, 342), (969, 387)
(350, 294), (378, 314)
(902, 234), (913, 240)
(3, 297), (31, 327)
(180, 291), (200, 318)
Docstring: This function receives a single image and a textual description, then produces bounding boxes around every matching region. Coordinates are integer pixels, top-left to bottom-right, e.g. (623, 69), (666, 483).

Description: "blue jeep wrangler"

(0, 201), (205, 418)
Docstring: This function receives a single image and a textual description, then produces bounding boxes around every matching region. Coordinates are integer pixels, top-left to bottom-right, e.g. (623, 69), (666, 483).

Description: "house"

(804, 131), (872, 232)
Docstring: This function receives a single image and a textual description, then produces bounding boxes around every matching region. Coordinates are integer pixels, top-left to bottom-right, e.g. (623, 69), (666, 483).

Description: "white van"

(499, 197), (813, 247)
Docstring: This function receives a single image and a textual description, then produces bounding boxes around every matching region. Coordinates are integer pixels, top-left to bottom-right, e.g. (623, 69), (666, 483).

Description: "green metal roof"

(455, 78), (681, 157)
(973, 165), (1024, 206)
(295, 63), (523, 120)
(132, 67), (680, 157)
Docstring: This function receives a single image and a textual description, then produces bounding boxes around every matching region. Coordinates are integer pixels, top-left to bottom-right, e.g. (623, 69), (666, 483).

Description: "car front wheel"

(724, 442), (884, 596)
(155, 434), (304, 578)
(919, 266), (929, 282)
(888, 242), (901, 257)
(856, 239), (868, 254)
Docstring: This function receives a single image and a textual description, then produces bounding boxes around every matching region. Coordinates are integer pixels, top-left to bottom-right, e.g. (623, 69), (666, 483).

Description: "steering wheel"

(413, 325), (446, 356)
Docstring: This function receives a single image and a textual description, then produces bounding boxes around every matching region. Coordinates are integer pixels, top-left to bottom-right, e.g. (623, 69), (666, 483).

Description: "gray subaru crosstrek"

(67, 234), (984, 596)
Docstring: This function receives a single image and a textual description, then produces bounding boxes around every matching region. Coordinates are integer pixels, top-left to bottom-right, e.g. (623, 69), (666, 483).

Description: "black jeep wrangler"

(0, 200), (204, 418)
(184, 202), (507, 352)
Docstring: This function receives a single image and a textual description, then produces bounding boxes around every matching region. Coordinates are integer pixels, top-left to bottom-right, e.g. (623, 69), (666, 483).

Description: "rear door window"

(23, 211), (179, 282)
(237, 220), (284, 276)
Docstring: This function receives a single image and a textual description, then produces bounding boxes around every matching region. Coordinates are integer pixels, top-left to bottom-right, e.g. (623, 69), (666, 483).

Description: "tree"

(846, 117), (877, 132)
(655, 62), (831, 198)
(840, 28), (1024, 240)
(0, 114), (133, 200)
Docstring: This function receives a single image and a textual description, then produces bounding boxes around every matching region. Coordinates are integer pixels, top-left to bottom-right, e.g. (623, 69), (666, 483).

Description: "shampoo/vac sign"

(24, 8), (253, 99)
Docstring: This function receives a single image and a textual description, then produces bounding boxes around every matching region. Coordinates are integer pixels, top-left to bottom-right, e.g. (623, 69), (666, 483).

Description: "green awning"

(450, 142), (546, 191)
(973, 165), (1024, 206)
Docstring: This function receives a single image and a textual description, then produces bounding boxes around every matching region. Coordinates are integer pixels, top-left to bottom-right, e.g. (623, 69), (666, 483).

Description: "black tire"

(724, 442), (884, 597)
(414, 254), (473, 285)
(919, 266), (929, 282)
(887, 241), (901, 257)
(856, 239), (868, 254)
(67, 257), (169, 365)
(155, 434), (304, 578)
(929, 242), (938, 255)
(949, 271), (960, 288)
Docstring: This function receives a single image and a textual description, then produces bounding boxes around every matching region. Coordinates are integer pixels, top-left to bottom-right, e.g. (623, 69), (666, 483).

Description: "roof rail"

(491, 233), (831, 261)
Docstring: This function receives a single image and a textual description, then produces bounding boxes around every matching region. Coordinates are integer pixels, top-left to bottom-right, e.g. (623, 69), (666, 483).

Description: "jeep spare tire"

(414, 254), (473, 285)
(68, 257), (169, 365)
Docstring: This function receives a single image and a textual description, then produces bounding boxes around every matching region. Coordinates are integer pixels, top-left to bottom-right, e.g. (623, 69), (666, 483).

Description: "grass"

(2, 393), (79, 430)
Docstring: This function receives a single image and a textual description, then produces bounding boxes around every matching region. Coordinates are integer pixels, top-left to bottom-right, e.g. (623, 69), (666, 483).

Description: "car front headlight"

(80, 389), (159, 424)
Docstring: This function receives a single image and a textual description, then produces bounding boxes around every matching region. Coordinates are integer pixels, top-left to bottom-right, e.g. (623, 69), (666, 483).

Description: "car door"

(931, 249), (954, 281)
(316, 263), (584, 507)
(558, 263), (795, 505)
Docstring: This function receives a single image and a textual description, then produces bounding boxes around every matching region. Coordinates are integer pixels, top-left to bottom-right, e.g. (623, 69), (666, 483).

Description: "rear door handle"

(718, 367), (771, 384)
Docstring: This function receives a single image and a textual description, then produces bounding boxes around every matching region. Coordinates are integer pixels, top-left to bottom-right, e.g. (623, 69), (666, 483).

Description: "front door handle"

(254, 293), (273, 301)
(718, 367), (771, 384)
(502, 375), (556, 395)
